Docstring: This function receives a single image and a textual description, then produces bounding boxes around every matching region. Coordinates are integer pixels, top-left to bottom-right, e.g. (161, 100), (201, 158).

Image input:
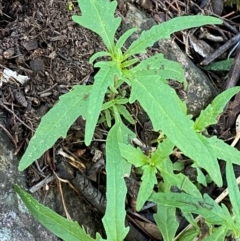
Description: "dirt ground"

(0, 0), (109, 185)
(1, 0), (240, 240)
(0, 0), (103, 142)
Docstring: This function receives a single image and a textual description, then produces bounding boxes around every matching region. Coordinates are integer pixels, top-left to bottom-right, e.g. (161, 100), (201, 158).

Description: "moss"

(225, 0), (240, 10)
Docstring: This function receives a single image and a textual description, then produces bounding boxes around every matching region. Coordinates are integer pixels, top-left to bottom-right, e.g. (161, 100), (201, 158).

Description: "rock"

(120, 3), (218, 116)
(0, 110), (102, 240)
(0, 111), (59, 241)
(157, 38), (217, 116)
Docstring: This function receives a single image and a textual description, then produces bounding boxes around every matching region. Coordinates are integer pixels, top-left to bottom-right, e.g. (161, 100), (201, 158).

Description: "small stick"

(55, 173), (72, 220)
(0, 124), (18, 149)
(38, 83), (58, 95)
(0, 101), (33, 131)
(201, 33), (240, 65)
(28, 174), (55, 193)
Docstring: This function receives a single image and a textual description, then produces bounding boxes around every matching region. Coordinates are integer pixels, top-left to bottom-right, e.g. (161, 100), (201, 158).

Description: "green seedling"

(15, 0), (240, 240)
(68, 1), (74, 11)
(203, 58), (234, 71)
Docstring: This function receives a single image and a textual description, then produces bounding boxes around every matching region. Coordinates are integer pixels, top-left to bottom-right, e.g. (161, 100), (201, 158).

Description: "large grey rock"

(157, 39), (217, 116)
(0, 111), (59, 241)
(0, 109), (102, 240)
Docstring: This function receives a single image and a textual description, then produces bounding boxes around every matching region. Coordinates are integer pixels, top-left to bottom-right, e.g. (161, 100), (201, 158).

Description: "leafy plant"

(224, 0), (240, 10)
(15, 0), (240, 240)
(68, 1), (74, 11)
(203, 58), (234, 71)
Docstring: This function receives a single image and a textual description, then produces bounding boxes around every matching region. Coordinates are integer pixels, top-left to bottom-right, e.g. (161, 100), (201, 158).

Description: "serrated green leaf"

(104, 109), (112, 127)
(129, 76), (222, 186)
(119, 143), (148, 167)
(124, 16), (222, 58)
(102, 100), (114, 110)
(98, 115), (105, 124)
(173, 161), (185, 171)
(112, 104), (121, 124)
(72, 0), (121, 52)
(202, 226), (227, 241)
(178, 228), (199, 241)
(103, 122), (135, 240)
(115, 98), (129, 105)
(194, 87), (240, 131)
(226, 161), (240, 232)
(132, 53), (186, 85)
(14, 185), (99, 241)
(116, 104), (135, 124)
(182, 212), (199, 229)
(158, 157), (201, 197)
(151, 138), (174, 166)
(176, 174), (202, 197)
(203, 59), (234, 71)
(196, 133), (222, 185)
(121, 58), (139, 68)
(149, 192), (236, 229)
(18, 85), (92, 171)
(154, 204), (178, 241)
(153, 156), (174, 189)
(120, 75), (132, 86)
(90, 51), (112, 64)
(195, 166), (207, 186)
(115, 28), (137, 52)
(85, 62), (120, 146)
(209, 136), (240, 166)
(109, 83), (119, 94)
(136, 165), (157, 211)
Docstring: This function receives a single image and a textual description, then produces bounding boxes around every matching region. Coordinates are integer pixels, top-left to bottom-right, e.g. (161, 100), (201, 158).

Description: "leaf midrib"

(133, 78), (217, 181)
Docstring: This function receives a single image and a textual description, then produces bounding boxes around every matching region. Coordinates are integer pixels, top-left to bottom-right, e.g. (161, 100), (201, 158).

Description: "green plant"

(14, 0), (240, 240)
(68, 1), (74, 11)
(224, 0), (240, 10)
(203, 58), (234, 71)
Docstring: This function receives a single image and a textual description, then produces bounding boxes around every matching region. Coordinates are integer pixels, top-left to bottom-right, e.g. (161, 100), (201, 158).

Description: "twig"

(174, 176), (240, 240)
(55, 173), (72, 220)
(28, 174), (55, 193)
(38, 83), (58, 95)
(201, 33), (240, 65)
(0, 124), (18, 149)
(0, 101), (33, 131)
(224, 45), (240, 90)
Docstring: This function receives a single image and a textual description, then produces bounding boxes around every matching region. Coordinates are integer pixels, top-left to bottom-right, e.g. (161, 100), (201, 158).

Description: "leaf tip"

(18, 156), (30, 171)
(18, 162), (25, 172)
(84, 135), (91, 147)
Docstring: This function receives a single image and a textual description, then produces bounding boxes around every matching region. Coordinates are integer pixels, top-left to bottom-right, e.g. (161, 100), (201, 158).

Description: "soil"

(0, 0), (108, 239)
(0, 0), (103, 138)
(0, 0), (109, 188)
(1, 0), (240, 240)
